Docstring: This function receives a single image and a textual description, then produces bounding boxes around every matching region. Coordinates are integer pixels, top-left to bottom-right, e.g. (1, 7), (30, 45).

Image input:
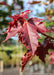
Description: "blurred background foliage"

(0, 0), (54, 69)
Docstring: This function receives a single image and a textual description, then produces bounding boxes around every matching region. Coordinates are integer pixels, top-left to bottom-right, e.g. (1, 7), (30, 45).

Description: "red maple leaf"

(3, 10), (53, 72)
(36, 38), (54, 62)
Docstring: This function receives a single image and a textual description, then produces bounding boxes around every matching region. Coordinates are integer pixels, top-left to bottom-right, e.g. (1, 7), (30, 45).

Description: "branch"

(39, 32), (54, 40)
